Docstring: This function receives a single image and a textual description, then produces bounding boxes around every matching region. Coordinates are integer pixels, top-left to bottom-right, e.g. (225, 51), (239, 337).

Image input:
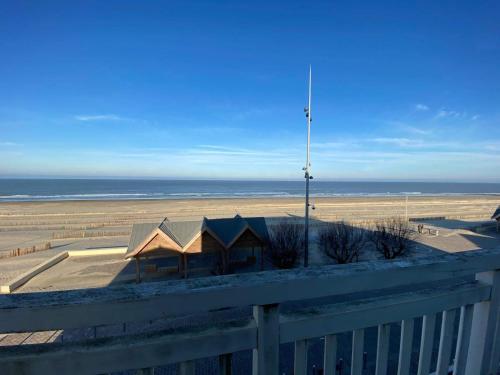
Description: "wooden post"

(219, 353), (232, 375)
(183, 254), (188, 279)
(135, 257), (141, 283)
(465, 270), (500, 375)
(252, 304), (279, 375)
(178, 254), (183, 274)
(221, 250), (227, 275)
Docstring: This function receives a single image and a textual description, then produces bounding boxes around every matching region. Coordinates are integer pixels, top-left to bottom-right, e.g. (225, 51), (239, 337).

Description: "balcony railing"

(0, 247), (499, 374)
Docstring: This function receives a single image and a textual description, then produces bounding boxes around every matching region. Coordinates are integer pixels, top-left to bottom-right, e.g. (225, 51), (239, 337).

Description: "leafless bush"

(318, 222), (366, 264)
(371, 217), (415, 259)
(268, 221), (304, 269)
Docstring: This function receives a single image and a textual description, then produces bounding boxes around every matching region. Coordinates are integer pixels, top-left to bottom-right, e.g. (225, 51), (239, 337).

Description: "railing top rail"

(0, 247), (499, 333)
(3, 247), (500, 308)
(0, 281), (491, 375)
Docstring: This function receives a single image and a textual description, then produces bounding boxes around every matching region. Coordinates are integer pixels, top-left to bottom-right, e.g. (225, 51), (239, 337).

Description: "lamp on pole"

(303, 66), (313, 267)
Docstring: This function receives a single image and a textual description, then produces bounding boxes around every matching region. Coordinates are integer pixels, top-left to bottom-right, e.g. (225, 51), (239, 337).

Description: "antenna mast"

(304, 66), (312, 267)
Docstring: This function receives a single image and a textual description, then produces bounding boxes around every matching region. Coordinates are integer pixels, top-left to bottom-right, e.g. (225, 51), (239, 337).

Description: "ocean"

(0, 179), (499, 202)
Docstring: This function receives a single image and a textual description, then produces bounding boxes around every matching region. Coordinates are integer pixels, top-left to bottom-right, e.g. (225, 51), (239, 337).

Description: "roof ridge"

(158, 218), (183, 247)
(235, 214), (248, 225)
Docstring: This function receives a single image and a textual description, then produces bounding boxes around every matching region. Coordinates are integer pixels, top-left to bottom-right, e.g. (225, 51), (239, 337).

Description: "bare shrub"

(318, 222), (366, 264)
(268, 221), (304, 269)
(371, 217), (415, 259)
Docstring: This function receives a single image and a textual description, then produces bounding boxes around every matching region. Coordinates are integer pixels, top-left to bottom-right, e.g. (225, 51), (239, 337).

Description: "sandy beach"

(0, 195), (498, 256)
(0, 195), (499, 350)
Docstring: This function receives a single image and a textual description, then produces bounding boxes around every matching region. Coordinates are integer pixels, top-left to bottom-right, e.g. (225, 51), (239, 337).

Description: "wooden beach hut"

(126, 215), (268, 281)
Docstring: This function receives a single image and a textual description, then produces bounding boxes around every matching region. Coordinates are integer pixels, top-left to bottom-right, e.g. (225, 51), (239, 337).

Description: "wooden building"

(126, 215), (268, 281)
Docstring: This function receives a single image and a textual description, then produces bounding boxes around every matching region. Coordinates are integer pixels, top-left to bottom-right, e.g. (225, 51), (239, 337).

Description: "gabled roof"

(128, 223), (160, 253)
(126, 215), (269, 257)
(245, 216), (269, 242)
(492, 206), (500, 220)
(159, 219), (204, 247)
(204, 215), (248, 247)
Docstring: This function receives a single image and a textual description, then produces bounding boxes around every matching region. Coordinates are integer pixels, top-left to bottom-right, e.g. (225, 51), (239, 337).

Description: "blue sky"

(1, 1), (499, 181)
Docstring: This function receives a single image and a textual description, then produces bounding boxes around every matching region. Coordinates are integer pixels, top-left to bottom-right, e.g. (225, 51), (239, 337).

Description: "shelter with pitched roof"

(126, 215), (268, 281)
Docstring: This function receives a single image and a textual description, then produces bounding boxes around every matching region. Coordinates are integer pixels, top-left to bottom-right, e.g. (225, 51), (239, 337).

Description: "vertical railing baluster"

(397, 318), (414, 375)
(351, 329), (365, 375)
(323, 334), (337, 375)
(294, 339), (308, 375)
(252, 304), (280, 375)
(179, 360), (195, 375)
(417, 314), (437, 375)
(136, 368), (154, 375)
(338, 358), (344, 375)
(375, 324), (391, 375)
(465, 270), (500, 375)
(436, 309), (457, 375)
(453, 305), (473, 375)
(219, 353), (232, 375)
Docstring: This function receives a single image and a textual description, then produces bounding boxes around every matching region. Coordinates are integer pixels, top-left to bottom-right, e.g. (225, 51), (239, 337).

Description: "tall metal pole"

(304, 66), (312, 267)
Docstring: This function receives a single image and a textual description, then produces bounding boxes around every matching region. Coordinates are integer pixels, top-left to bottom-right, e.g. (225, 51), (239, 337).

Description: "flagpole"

(304, 66), (312, 267)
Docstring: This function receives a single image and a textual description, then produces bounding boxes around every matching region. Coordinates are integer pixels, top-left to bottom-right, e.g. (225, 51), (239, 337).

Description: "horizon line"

(1, 176), (500, 184)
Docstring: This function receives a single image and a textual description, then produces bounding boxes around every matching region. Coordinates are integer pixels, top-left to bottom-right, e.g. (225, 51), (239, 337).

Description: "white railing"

(0, 248), (499, 374)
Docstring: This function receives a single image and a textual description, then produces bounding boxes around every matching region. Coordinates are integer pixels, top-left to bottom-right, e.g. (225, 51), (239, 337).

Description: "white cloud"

(231, 108), (269, 121)
(435, 109), (467, 119)
(0, 141), (19, 147)
(484, 142), (500, 151)
(193, 145), (270, 156)
(436, 110), (455, 119)
(384, 121), (433, 136)
(311, 141), (353, 149)
(415, 104), (429, 111)
(79, 145), (302, 168)
(372, 137), (419, 147)
(187, 145), (298, 163)
(434, 110), (482, 122)
(7, 137), (500, 180)
(74, 114), (125, 122)
(405, 126), (433, 135)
